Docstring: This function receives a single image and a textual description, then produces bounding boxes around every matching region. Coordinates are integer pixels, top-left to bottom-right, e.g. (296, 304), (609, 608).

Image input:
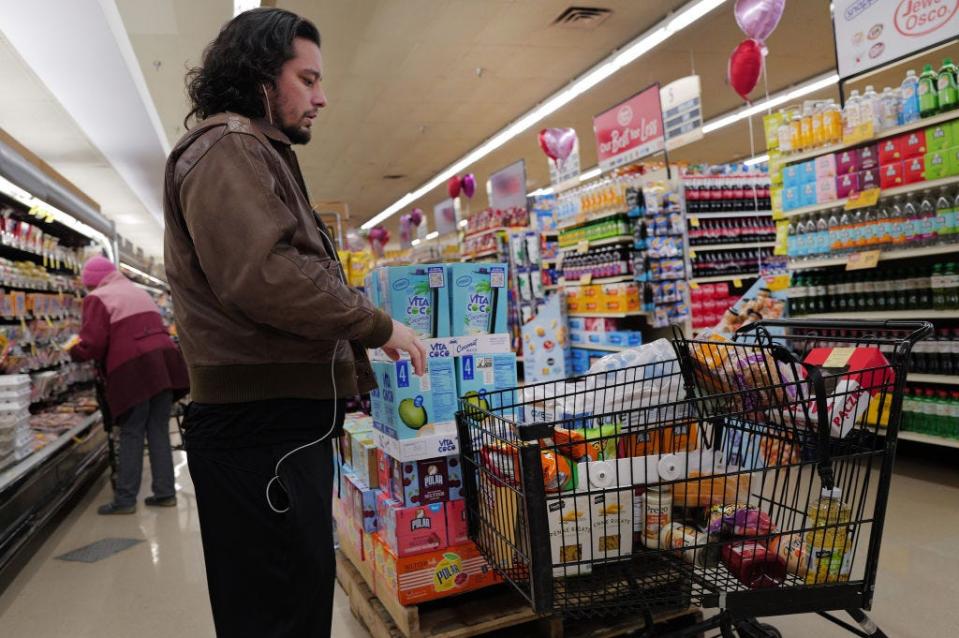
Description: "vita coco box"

(454, 353), (518, 412)
(447, 263), (508, 336)
(374, 357), (457, 441)
(381, 265), (450, 339)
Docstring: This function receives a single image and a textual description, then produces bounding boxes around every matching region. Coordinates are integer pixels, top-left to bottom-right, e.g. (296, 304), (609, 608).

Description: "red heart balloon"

(728, 38), (764, 102)
(447, 176), (462, 198)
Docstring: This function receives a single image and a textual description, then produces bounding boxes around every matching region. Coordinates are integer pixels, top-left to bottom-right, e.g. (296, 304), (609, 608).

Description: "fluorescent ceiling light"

(458, 219), (468, 228)
(579, 167), (602, 182)
(425, 231), (439, 240)
(529, 186), (554, 198)
(411, 238), (421, 246)
(702, 72), (840, 134)
(120, 262), (167, 286)
(744, 154), (770, 166)
(362, 0), (728, 229)
(234, 1), (260, 17)
(0, 175), (114, 260)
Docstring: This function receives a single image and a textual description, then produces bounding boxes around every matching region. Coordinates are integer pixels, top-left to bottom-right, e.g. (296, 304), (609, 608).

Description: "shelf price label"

(689, 216), (700, 227)
(844, 188), (880, 210)
(576, 240), (590, 254)
(846, 250), (881, 271)
(842, 122), (875, 145)
(579, 273), (592, 285)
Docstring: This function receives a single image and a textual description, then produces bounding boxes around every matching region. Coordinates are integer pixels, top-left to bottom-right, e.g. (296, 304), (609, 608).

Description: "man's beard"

(282, 123), (311, 145)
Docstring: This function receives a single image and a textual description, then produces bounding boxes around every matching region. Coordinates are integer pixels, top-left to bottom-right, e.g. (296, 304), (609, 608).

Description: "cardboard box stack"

(333, 262), (520, 607)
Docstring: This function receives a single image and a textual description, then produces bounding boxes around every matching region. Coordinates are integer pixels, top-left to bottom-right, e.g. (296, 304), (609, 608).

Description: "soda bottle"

(843, 90), (862, 138)
(805, 488), (853, 585)
(946, 263), (959, 309)
(937, 57), (959, 112)
(932, 263), (945, 309)
(828, 210), (842, 251)
(903, 197), (920, 243)
(918, 191), (937, 245)
(875, 203), (891, 245)
(935, 188), (952, 241)
(889, 197), (906, 245)
(816, 215), (830, 255)
(900, 69), (921, 124)
(919, 63), (939, 117)
(838, 211), (853, 251)
(823, 100), (843, 143)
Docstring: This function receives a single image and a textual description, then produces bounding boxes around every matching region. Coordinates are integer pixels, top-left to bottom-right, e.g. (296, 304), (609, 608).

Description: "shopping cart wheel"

(733, 618), (782, 638)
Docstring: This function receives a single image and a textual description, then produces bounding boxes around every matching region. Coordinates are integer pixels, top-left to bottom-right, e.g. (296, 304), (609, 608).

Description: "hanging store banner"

(487, 160), (527, 210)
(661, 75), (704, 151)
(833, 0), (959, 80)
(548, 136), (582, 186)
(433, 198), (458, 236)
(593, 83), (665, 171)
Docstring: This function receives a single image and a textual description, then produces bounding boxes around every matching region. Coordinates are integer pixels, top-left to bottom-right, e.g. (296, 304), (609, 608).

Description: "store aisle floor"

(1, 444), (957, 638)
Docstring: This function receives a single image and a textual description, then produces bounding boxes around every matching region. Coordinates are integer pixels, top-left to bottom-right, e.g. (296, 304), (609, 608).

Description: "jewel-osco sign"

(835, 0), (959, 79)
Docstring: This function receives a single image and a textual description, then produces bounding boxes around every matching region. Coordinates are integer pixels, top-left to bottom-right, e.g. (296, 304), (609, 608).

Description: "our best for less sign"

(592, 84), (665, 171)
(834, 0), (959, 80)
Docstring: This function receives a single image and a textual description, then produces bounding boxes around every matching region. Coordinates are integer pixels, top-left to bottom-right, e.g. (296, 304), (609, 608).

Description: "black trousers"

(185, 402), (341, 638)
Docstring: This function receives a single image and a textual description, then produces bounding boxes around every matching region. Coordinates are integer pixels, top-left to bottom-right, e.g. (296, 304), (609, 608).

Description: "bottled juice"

(823, 100), (843, 143)
(800, 103), (814, 149)
(919, 63), (939, 117)
(777, 109), (794, 153)
(790, 113), (803, 151)
(804, 487), (853, 585)
(937, 57), (958, 112)
(811, 102), (825, 147)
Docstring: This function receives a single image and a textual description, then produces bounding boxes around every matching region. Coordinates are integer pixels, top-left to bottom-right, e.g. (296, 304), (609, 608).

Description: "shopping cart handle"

(735, 319), (933, 346)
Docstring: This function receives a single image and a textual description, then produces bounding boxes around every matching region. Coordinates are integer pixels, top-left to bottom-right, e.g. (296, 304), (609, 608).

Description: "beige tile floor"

(0, 444), (956, 637)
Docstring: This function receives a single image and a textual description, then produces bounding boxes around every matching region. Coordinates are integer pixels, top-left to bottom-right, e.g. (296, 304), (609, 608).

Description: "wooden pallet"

(336, 550), (558, 638)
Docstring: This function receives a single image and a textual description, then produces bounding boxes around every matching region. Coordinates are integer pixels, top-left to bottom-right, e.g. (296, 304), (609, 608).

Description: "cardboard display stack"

(333, 262), (518, 608)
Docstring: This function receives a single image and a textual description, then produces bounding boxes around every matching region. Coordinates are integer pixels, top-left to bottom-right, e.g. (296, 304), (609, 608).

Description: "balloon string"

(763, 54), (772, 116)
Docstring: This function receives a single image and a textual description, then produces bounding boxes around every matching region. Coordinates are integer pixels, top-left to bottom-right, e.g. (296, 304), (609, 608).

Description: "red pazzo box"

(835, 173), (860, 199)
(835, 148), (861, 174)
(803, 347), (895, 394)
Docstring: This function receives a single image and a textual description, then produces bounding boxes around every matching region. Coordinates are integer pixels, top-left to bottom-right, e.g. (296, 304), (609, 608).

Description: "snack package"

(706, 503), (773, 537)
(672, 471), (752, 508)
(480, 443), (575, 492)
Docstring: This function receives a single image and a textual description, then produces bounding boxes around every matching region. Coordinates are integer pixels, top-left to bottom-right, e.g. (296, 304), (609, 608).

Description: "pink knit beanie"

(82, 256), (116, 289)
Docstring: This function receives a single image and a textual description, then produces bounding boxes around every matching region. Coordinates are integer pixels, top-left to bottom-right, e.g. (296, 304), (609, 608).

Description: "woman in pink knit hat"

(71, 256), (189, 514)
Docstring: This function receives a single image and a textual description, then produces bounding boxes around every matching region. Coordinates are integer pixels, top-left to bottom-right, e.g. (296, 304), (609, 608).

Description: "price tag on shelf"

(689, 280), (699, 289)
(842, 122), (875, 145)
(844, 188), (880, 210)
(689, 250), (697, 259)
(579, 273), (592, 285)
(689, 216), (700, 227)
(576, 240), (589, 254)
(846, 250), (881, 271)
(733, 278), (743, 288)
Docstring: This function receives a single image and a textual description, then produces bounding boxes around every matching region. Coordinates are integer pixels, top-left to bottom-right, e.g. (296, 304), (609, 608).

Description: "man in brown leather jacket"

(163, 8), (425, 637)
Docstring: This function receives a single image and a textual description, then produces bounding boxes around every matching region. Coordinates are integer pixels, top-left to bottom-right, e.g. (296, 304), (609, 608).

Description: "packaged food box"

(547, 494), (593, 576)
(925, 150), (949, 180)
(781, 186), (800, 211)
(378, 265), (451, 339)
(835, 148), (861, 174)
(799, 160), (817, 183)
(781, 164), (802, 189)
(858, 144), (879, 170)
(903, 156), (925, 184)
(371, 357), (457, 441)
(447, 263), (508, 336)
(455, 353), (518, 414)
(446, 498), (469, 545)
(388, 454), (463, 507)
(350, 433), (379, 489)
(835, 173), (860, 199)
(879, 161), (904, 189)
(372, 535), (499, 606)
(900, 130), (926, 158)
(947, 145), (959, 177)
(816, 177), (838, 203)
(800, 182), (818, 207)
(377, 494), (448, 558)
(346, 473), (380, 533)
(878, 137), (903, 164)
(858, 167), (880, 191)
(814, 154), (837, 179)
(926, 123), (954, 153)
(588, 489), (634, 562)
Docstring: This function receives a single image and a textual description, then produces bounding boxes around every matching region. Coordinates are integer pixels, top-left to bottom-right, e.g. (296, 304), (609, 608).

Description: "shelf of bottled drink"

(687, 210), (773, 220)
(691, 241), (777, 252)
(560, 274), (635, 287)
(558, 235), (634, 250)
(556, 208), (631, 231)
(689, 272), (760, 284)
(800, 309), (959, 320)
(782, 174), (959, 219)
(908, 373), (959, 385)
(789, 243), (959, 270)
(781, 110), (959, 166)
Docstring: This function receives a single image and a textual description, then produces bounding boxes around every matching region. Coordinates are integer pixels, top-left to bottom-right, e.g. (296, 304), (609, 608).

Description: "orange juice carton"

(377, 493), (448, 557)
(372, 535), (499, 606)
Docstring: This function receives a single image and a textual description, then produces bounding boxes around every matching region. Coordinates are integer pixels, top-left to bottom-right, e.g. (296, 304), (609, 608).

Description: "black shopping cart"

(456, 319), (930, 637)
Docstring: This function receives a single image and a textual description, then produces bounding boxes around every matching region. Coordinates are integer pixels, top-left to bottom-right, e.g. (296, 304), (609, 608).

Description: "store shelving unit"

(690, 272), (760, 284)
(908, 373), (959, 385)
(560, 274), (634, 286)
(691, 242), (776, 252)
(896, 430), (959, 449)
(790, 243), (959, 270)
(567, 310), (647, 319)
(687, 210), (772, 220)
(556, 208), (630, 231)
(800, 309), (959, 320)
(558, 235), (633, 250)
(781, 175), (959, 219)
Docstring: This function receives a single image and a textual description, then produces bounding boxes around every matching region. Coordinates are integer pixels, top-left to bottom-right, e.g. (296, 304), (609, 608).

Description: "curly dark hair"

(184, 8), (320, 127)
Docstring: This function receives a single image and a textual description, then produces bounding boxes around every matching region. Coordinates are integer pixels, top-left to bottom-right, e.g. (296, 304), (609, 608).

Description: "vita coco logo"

(438, 438), (456, 453)
(429, 342), (450, 357)
(468, 293), (490, 312)
(407, 295), (431, 316)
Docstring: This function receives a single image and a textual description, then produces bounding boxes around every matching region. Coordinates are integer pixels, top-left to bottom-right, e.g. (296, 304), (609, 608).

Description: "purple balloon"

(734, 0), (785, 43)
(409, 208), (423, 226)
(461, 173), (476, 199)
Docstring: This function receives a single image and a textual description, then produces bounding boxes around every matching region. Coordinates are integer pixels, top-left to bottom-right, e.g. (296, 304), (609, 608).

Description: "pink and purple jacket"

(71, 271), (189, 419)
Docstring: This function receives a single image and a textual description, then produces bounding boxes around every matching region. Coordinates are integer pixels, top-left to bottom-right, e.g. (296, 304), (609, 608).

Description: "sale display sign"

(593, 84), (665, 171)
(833, 0), (959, 79)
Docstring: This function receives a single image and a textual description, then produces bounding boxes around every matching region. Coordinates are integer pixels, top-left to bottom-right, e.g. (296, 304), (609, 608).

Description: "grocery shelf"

(556, 209), (630, 231)
(462, 248), (499, 260)
(543, 284), (559, 291)
(781, 175), (959, 219)
(782, 111), (959, 165)
(789, 243), (959, 270)
(559, 235), (634, 250)
(799, 309), (959, 319)
(560, 274), (635, 286)
(687, 210), (772, 219)
(569, 342), (630, 352)
(0, 412), (101, 493)
(690, 272), (761, 284)
(690, 242), (776, 252)
(463, 226), (530, 240)
(893, 430), (959, 449)
(567, 310), (648, 318)
(908, 373), (959, 385)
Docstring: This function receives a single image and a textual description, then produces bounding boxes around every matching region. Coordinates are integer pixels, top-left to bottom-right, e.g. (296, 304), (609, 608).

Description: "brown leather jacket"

(163, 113), (392, 403)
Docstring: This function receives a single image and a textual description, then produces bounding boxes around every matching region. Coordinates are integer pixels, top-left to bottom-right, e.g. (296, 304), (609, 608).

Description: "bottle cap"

(945, 58), (954, 65)
(925, 63), (934, 71)
(821, 487), (842, 499)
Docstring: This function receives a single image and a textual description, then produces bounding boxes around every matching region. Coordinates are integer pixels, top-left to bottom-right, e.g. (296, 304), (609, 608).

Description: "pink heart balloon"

(539, 128), (577, 162)
(461, 174), (476, 199)
(734, 0), (786, 43)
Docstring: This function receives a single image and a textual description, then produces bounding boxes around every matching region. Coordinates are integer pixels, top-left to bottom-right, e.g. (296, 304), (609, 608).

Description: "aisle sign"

(548, 134), (582, 186)
(433, 198), (458, 236)
(661, 75), (703, 151)
(593, 84), (665, 171)
(833, 0), (959, 80)
(487, 160), (527, 210)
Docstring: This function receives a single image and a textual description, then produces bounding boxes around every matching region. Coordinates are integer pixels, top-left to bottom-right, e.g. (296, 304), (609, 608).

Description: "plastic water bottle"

(935, 188), (953, 241)
(880, 87), (900, 131)
(843, 90), (862, 137)
(900, 70), (921, 124)
(861, 85), (882, 133)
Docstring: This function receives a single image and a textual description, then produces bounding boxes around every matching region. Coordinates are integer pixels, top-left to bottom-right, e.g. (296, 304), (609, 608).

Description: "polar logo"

(616, 105), (633, 127)
(844, 0), (879, 21)
(895, 0), (959, 37)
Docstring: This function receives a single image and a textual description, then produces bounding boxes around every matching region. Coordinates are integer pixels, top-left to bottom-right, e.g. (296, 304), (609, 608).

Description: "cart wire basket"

(455, 319), (931, 638)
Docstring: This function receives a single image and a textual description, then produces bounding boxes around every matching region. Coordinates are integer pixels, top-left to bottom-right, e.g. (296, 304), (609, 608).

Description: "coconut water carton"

(454, 353), (518, 415)
(447, 263), (508, 336)
(381, 265), (451, 339)
(375, 357), (457, 441)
